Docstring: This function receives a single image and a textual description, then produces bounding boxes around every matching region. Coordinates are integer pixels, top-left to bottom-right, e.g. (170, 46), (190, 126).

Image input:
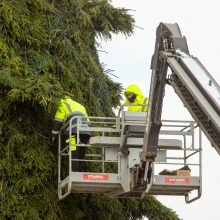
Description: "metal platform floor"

(58, 172), (200, 199)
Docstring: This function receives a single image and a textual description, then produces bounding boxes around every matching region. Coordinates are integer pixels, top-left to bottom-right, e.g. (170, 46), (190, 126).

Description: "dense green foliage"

(0, 0), (180, 219)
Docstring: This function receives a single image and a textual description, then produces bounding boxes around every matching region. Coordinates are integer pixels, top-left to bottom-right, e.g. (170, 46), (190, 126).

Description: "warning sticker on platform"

(165, 177), (190, 184)
(83, 174), (109, 181)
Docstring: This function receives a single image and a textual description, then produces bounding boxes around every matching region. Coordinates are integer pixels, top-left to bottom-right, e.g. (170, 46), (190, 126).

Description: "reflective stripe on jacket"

(124, 84), (149, 112)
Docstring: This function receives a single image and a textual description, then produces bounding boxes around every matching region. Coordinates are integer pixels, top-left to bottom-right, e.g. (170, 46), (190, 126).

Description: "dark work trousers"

(71, 134), (90, 172)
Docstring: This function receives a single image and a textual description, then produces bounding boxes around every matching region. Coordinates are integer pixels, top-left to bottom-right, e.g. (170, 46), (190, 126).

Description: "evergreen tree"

(0, 0), (180, 219)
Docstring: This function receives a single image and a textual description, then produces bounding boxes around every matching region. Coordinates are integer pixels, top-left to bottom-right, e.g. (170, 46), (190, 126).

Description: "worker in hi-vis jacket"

(124, 84), (149, 112)
(52, 96), (91, 172)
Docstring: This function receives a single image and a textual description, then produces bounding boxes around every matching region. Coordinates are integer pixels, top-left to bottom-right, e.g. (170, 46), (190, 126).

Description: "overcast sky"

(99, 0), (220, 219)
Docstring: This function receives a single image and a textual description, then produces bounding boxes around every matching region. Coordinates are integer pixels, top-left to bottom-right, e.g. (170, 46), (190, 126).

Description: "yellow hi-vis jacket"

(124, 84), (149, 112)
(52, 96), (91, 150)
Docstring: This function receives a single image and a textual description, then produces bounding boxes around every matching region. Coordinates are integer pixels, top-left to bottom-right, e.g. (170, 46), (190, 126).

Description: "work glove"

(52, 134), (57, 143)
(52, 136), (55, 142)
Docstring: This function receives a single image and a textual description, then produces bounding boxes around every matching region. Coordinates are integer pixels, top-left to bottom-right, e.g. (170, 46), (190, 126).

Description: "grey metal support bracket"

(185, 188), (202, 204)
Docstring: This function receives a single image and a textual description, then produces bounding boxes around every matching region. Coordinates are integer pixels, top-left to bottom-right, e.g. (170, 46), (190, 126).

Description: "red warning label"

(83, 174), (109, 181)
(165, 177), (190, 184)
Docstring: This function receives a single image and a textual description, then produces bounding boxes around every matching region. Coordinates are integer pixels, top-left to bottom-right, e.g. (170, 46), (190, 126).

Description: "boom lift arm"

(140, 23), (220, 189)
